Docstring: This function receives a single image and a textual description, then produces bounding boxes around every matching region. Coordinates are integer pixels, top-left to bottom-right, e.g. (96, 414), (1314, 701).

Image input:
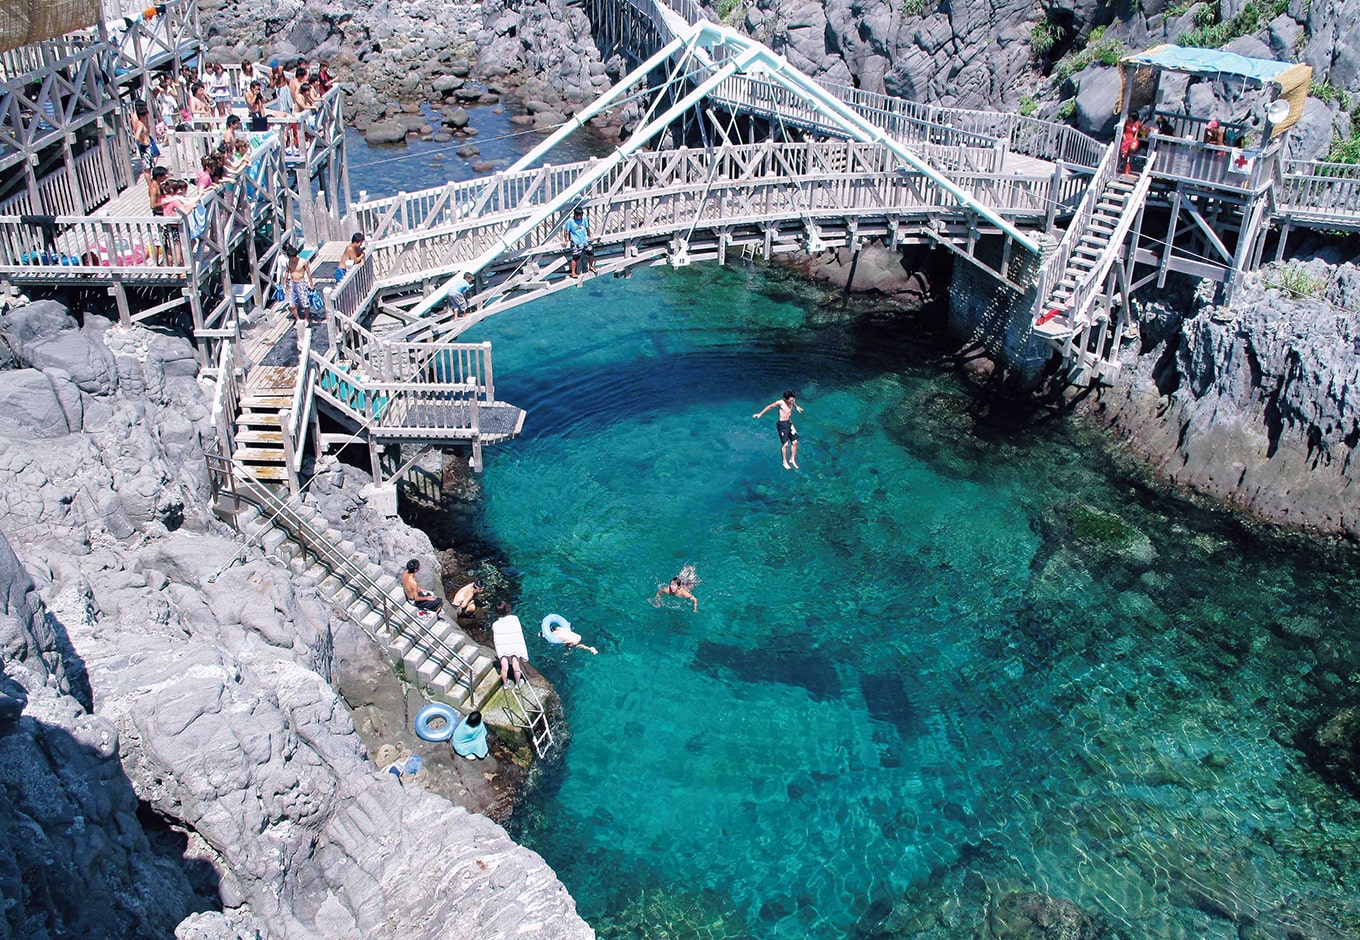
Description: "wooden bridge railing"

(352, 161), (594, 243)
(815, 82), (1106, 170)
(108, 0), (202, 82)
(1277, 160), (1360, 222)
(617, 0), (1105, 171)
(0, 37), (92, 83)
(312, 343), (495, 436)
(710, 74), (1005, 168)
(360, 139), (1070, 291)
(0, 214), (188, 274)
(0, 144), (127, 218)
(1148, 134), (1282, 192)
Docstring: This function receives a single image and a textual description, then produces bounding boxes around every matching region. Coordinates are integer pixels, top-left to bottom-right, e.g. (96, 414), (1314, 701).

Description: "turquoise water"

(449, 264), (1360, 938)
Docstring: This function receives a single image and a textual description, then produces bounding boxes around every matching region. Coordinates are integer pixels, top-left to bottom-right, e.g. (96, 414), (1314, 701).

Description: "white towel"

(492, 615), (529, 660)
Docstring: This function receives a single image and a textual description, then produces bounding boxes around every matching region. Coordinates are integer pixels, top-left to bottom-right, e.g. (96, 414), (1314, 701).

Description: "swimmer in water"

(654, 565), (699, 611)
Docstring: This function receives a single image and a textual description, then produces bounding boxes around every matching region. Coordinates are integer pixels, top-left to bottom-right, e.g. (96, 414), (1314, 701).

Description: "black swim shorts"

(777, 420), (798, 444)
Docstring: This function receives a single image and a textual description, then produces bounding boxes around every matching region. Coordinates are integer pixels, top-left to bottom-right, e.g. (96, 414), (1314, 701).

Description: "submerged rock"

(989, 891), (1110, 939)
(1305, 706), (1360, 796)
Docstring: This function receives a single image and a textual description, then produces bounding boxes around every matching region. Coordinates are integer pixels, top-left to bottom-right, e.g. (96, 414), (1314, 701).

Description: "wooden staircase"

(232, 386), (291, 484)
(1038, 173), (1138, 328)
(1029, 148), (1157, 384)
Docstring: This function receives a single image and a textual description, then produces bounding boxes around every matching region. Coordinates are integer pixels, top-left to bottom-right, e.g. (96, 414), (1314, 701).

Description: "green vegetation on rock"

(1180, 0), (1289, 48)
(1069, 504), (1139, 545)
(900, 0), (925, 17)
(1057, 98), (1077, 120)
(1266, 264), (1327, 298)
(1031, 17), (1064, 56)
(717, 0), (742, 24)
(1053, 26), (1130, 81)
(1019, 96), (1038, 117)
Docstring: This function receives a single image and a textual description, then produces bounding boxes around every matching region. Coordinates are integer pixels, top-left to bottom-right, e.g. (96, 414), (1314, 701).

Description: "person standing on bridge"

(451, 272), (476, 315)
(754, 390), (805, 470)
(563, 206), (596, 278)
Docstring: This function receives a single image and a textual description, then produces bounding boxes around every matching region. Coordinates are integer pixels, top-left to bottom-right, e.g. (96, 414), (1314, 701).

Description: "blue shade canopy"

(1121, 44), (1295, 86)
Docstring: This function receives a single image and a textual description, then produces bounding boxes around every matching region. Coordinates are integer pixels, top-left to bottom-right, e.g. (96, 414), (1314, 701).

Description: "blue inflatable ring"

(413, 703), (459, 742)
(541, 613), (571, 643)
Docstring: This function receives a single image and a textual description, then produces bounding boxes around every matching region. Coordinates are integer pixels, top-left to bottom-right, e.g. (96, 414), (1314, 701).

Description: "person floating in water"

(753, 390), (804, 469)
(654, 565), (699, 612)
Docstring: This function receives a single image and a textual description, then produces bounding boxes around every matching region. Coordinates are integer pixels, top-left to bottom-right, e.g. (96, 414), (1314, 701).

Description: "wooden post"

(311, 403), (323, 462)
(110, 277), (131, 327)
(1159, 189), (1180, 288)
(1045, 160), (1064, 232)
(368, 436), (382, 484)
(279, 407), (299, 495)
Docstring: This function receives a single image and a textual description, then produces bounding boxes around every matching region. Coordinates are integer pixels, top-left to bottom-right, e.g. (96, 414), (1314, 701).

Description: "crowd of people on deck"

(128, 56), (335, 222)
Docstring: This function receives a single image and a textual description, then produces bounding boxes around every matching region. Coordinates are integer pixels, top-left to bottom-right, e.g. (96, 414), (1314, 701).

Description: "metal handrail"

(205, 451), (482, 698)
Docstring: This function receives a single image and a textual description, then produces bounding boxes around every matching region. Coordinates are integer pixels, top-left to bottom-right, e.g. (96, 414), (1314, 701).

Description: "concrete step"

(470, 669), (502, 711)
(260, 527), (289, 553)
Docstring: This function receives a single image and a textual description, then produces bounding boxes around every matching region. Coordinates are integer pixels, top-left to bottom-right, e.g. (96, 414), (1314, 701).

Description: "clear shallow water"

(344, 99), (612, 201)
(346, 138), (1360, 938)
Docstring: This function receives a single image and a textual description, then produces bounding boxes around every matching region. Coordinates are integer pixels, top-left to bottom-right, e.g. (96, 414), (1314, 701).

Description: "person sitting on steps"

(402, 559), (443, 616)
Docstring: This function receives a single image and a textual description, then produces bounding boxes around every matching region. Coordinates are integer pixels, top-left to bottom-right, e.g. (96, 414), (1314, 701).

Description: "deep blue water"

(349, 130), (1360, 939)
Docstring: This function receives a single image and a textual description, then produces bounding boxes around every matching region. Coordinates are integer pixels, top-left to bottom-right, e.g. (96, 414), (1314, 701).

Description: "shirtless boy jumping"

(753, 390), (805, 469)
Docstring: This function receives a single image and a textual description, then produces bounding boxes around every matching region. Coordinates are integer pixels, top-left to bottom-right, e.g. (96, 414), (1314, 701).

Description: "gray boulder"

(1073, 65), (1122, 138)
(364, 120), (408, 144)
(0, 298), (75, 345)
(1286, 97), (1342, 163)
(0, 529), (200, 938)
(456, 144), (481, 158)
(0, 370), (76, 438)
(23, 330), (118, 395)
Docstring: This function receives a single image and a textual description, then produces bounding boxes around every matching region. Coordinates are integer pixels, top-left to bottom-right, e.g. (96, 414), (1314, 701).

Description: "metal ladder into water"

(502, 682), (555, 758)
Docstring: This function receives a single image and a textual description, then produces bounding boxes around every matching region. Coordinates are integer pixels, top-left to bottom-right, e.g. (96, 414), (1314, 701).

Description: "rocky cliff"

(0, 301), (593, 939)
(1083, 248), (1360, 537)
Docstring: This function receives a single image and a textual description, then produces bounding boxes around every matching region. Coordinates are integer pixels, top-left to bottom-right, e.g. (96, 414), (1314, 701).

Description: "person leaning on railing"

(245, 80), (269, 131)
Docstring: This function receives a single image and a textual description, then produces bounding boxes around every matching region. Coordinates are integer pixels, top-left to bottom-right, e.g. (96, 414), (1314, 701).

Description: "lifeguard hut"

(1029, 44), (1314, 384)
(1118, 44), (1312, 296)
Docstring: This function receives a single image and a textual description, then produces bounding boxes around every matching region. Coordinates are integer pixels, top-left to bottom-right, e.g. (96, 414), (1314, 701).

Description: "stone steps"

(223, 498), (502, 716)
